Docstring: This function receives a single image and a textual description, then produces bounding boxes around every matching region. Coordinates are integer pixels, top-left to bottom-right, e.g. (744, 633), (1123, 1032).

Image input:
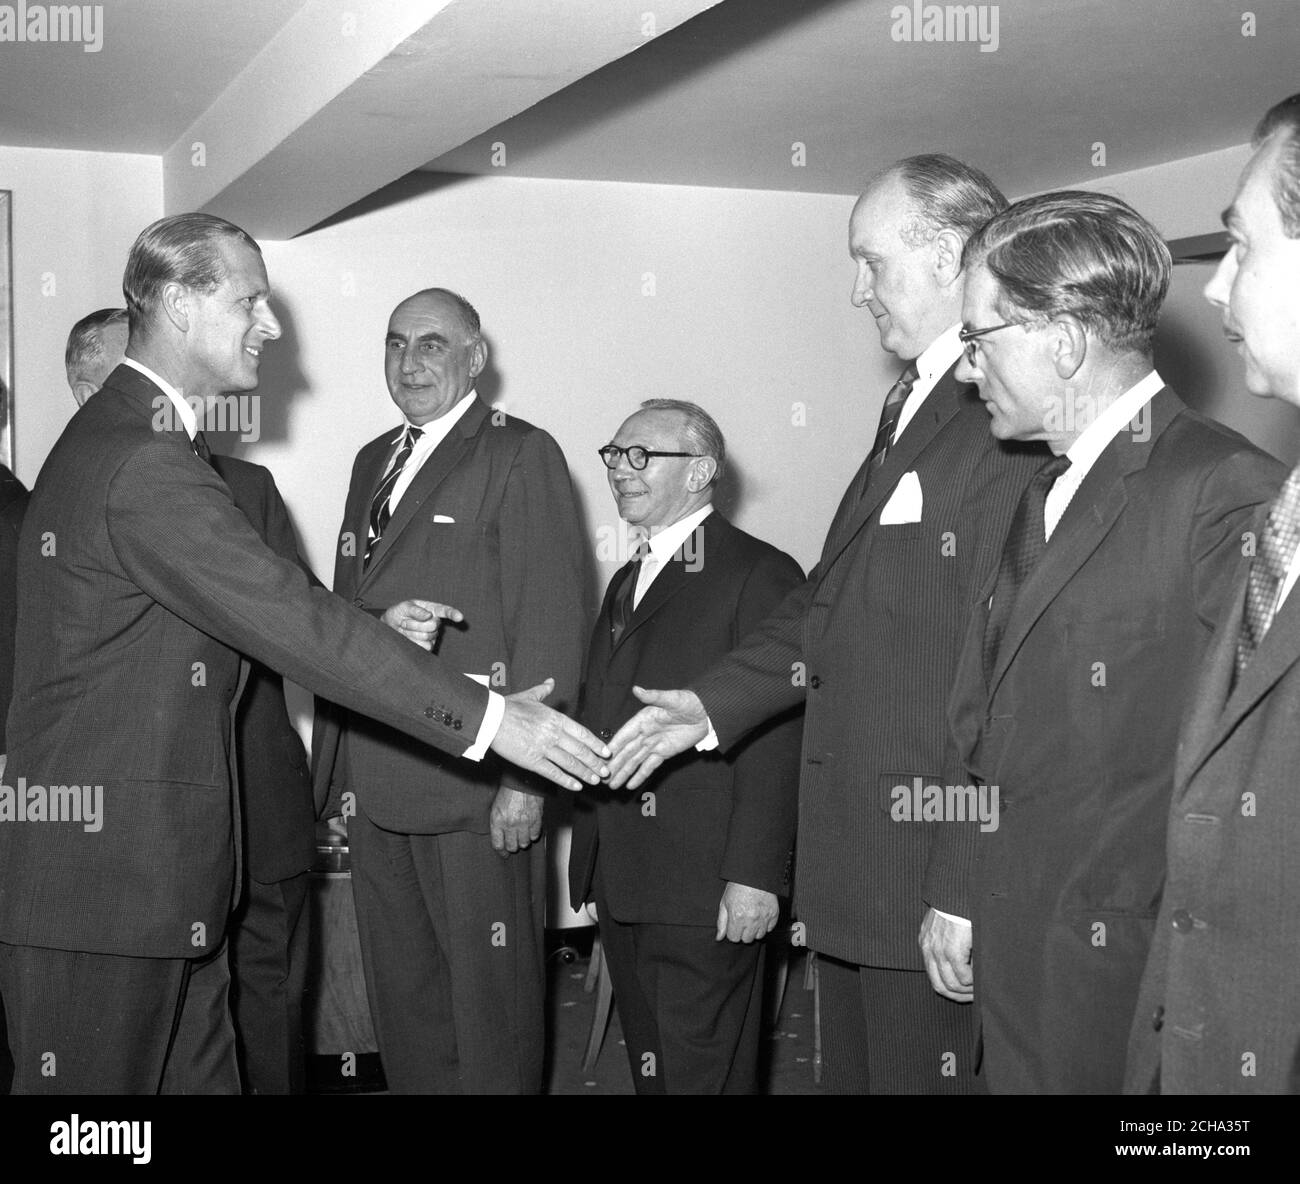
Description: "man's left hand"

(716, 882), (779, 943)
(489, 786), (543, 857)
(919, 906), (974, 1002)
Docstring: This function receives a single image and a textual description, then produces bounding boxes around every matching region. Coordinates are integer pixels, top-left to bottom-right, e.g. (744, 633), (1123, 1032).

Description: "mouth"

(1223, 327), (1244, 345)
(244, 346), (262, 360)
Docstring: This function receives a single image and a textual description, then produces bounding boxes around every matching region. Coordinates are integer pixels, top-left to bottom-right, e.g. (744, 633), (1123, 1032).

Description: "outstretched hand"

(489, 679), (610, 792)
(606, 686), (710, 789)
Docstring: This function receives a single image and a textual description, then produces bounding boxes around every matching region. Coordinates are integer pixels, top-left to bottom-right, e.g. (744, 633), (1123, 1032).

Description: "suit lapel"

(612, 522), (706, 654)
(987, 388), (1178, 698)
(819, 368), (965, 576)
(359, 398), (489, 589)
(339, 439), (396, 596)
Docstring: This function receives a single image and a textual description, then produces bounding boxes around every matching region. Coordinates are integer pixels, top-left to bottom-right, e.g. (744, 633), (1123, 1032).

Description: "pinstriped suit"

(692, 364), (1043, 1091)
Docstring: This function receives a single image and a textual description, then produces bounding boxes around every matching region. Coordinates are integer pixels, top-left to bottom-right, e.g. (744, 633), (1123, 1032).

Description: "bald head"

(384, 288), (487, 425)
(66, 308), (129, 405)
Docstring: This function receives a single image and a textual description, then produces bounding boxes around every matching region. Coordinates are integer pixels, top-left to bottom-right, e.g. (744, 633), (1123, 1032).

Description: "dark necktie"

(983, 454), (1073, 679)
(850, 362), (920, 506)
(366, 426), (423, 568)
(192, 430), (213, 465)
(1237, 465), (1300, 678)
(610, 539), (649, 645)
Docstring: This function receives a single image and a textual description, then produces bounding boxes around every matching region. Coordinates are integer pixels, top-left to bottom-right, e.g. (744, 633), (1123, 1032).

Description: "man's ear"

(1051, 315), (1088, 380)
(160, 282), (190, 333)
(933, 228), (965, 287)
(470, 337), (488, 379)
(71, 380), (95, 408)
(688, 457), (718, 492)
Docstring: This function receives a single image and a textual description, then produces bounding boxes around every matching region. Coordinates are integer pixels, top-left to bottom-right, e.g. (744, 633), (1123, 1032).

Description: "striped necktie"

(1237, 464), (1300, 678)
(365, 426), (423, 568)
(850, 362), (920, 506)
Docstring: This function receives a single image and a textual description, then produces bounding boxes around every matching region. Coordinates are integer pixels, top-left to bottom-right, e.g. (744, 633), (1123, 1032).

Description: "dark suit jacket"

(210, 454), (316, 885)
(1126, 497), (1300, 1095)
(0, 365), (490, 960)
(949, 387), (1283, 1094)
(569, 512), (804, 926)
(0, 463), (29, 752)
(691, 367), (1043, 967)
(312, 396), (588, 834)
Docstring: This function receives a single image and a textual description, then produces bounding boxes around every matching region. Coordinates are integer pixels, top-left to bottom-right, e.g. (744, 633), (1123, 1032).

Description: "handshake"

(381, 598), (709, 794)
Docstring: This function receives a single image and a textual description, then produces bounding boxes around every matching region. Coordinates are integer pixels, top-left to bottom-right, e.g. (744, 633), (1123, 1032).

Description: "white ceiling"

(0, 0), (1296, 223)
(0, 0), (305, 154)
(426, 0), (1300, 196)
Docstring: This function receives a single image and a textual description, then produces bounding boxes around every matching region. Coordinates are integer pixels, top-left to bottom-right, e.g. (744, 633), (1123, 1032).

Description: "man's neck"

(1048, 354), (1154, 453)
(125, 341), (214, 402)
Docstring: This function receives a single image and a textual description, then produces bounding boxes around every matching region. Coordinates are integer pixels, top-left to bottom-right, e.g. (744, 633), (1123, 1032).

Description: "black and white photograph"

(0, 0), (1297, 1166)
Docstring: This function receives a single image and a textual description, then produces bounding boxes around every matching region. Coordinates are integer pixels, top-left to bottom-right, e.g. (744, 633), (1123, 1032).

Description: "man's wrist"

(463, 690), (504, 761)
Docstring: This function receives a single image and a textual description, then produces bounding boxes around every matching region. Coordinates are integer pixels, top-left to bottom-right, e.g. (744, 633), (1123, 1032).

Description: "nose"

(851, 259), (872, 308)
(400, 343), (422, 374)
(1204, 251), (1234, 310)
(954, 350), (980, 386)
(258, 301), (281, 341)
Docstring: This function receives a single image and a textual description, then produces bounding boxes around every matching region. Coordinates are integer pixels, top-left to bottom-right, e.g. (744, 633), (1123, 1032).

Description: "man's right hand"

(606, 687), (710, 789)
(490, 679), (610, 792)
(382, 599), (463, 651)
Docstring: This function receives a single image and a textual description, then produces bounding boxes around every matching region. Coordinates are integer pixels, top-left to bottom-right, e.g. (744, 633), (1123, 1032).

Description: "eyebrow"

(386, 330), (453, 345)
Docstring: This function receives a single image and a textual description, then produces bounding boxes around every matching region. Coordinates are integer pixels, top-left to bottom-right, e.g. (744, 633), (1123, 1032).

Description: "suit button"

(599, 729), (613, 742)
(809, 675), (821, 689)
(353, 597), (365, 608)
(1152, 1005), (1164, 1032)
(453, 720), (462, 730)
(424, 707), (435, 718)
(1171, 909), (1194, 932)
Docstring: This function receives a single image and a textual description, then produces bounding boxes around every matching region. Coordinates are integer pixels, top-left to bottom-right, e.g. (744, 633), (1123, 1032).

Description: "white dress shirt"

(633, 503), (714, 608)
(1044, 369), (1164, 540)
(892, 322), (964, 443)
(385, 389), (479, 514)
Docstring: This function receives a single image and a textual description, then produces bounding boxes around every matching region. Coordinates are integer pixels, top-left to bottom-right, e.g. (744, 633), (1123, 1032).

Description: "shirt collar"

(914, 322), (964, 384)
(1064, 370), (1164, 472)
(643, 502), (714, 562)
(122, 356), (197, 439)
(398, 388), (478, 442)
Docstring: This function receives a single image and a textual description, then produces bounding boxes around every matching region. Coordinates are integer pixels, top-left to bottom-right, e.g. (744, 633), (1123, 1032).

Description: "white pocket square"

(432, 514), (456, 524)
(878, 471), (923, 525)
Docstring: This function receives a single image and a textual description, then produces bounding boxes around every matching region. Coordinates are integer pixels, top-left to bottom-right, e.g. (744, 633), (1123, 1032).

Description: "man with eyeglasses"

(604, 156), (1042, 1094)
(946, 191), (1281, 1092)
(310, 287), (589, 1093)
(570, 399), (803, 1093)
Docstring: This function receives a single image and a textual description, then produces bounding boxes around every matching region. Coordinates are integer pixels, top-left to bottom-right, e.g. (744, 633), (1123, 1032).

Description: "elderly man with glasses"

(569, 398), (804, 1094)
(946, 190), (1283, 1093)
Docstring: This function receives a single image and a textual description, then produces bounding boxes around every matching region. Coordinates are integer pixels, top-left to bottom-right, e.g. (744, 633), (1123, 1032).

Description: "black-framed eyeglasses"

(597, 444), (704, 471)
(958, 320), (1031, 362)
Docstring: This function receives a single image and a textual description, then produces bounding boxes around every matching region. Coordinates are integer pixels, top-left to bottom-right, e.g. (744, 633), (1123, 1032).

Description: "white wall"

(0, 146), (163, 485)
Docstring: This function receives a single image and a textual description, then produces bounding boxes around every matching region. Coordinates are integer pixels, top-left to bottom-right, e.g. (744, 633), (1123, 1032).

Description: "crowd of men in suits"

(0, 89), (1298, 1095)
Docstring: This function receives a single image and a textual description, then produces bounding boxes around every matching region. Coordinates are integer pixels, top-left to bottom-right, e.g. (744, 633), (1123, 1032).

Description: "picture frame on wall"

(0, 190), (11, 470)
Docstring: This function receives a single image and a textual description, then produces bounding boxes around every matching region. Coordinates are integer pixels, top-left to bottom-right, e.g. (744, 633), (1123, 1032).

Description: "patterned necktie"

(365, 426), (423, 568)
(850, 362), (921, 506)
(192, 430), (213, 465)
(983, 453), (1073, 679)
(1237, 465), (1300, 677)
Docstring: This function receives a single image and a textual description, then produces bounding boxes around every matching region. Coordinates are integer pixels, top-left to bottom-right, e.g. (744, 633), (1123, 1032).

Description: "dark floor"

(543, 930), (827, 1095)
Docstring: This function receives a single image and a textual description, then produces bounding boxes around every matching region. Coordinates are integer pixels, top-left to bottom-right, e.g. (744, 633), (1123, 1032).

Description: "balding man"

(312, 287), (589, 1093)
(0, 217), (608, 1095)
(64, 308), (129, 407)
(570, 400), (803, 1094)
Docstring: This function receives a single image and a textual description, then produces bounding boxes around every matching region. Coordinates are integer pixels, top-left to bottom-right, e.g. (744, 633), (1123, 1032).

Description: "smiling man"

(946, 190), (1282, 1093)
(0, 221), (609, 1094)
(311, 287), (589, 1093)
(569, 400), (803, 1094)
(1126, 93), (1300, 1095)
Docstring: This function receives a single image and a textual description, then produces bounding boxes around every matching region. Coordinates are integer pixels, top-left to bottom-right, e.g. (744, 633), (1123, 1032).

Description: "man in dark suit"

(607, 156), (1041, 1093)
(570, 400), (803, 1093)
(1126, 94), (1300, 1095)
(946, 191), (1283, 1093)
(0, 455), (28, 1094)
(0, 215), (608, 1095)
(64, 307), (318, 1094)
(312, 287), (589, 1093)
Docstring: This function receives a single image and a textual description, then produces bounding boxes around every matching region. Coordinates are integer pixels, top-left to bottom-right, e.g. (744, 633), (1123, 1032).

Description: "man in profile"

(62, 307), (318, 1094)
(571, 399), (802, 1093)
(1127, 92), (1300, 1095)
(0, 214), (608, 1094)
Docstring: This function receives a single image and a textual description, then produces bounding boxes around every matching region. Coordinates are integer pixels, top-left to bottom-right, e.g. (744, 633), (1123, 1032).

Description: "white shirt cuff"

(462, 689), (504, 761)
(695, 719), (719, 751)
(932, 908), (971, 927)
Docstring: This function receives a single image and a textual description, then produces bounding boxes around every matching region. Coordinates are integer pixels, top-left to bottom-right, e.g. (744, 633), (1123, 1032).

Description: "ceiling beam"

(163, 0), (725, 240)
